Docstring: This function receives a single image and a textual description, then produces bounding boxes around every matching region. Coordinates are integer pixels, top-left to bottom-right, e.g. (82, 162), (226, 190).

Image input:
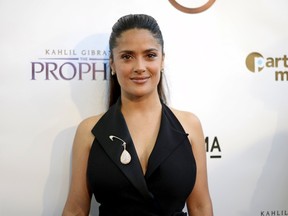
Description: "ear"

(161, 53), (165, 70)
(110, 58), (115, 74)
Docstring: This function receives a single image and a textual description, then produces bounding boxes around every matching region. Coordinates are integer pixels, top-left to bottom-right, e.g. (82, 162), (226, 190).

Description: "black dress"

(87, 99), (196, 216)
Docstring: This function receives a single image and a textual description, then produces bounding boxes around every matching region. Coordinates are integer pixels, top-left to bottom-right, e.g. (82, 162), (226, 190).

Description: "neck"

(121, 94), (162, 115)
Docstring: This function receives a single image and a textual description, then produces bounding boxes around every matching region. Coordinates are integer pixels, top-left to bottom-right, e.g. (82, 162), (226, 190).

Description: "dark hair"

(108, 14), (168, 107)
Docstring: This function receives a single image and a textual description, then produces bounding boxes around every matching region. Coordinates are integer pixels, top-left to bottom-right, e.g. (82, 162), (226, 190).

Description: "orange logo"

(169, 0), (216, 14)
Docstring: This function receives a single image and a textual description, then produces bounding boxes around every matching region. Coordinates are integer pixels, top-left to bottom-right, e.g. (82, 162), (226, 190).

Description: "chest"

(125, 115), (161, 174)
(88, 133), (196, 206)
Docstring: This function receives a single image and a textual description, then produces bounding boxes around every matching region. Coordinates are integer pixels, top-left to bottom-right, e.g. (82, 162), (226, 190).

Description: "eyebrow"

(118, 48), (159, 54)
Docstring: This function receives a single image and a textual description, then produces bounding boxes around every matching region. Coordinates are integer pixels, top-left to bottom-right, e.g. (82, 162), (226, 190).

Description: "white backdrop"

(0, 0), (287, 215)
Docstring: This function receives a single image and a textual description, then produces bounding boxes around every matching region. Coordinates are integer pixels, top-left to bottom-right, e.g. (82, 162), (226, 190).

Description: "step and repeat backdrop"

(0, 0), (287, 215)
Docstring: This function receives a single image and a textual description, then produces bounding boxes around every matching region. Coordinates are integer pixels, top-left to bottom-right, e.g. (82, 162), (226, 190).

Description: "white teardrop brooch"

(109, 135), (131, 165)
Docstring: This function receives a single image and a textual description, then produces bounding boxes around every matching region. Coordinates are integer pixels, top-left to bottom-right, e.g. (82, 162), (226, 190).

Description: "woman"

(63, 14), (213, 216)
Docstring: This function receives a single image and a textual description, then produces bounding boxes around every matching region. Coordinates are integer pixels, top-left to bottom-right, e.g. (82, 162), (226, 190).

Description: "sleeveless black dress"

(87, 99), (196, 216)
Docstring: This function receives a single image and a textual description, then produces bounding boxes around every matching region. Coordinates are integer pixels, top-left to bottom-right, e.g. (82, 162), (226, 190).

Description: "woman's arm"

(173, 110), (213, 216)
(62, 116), (99, 216)
(186, 113), (213, 216)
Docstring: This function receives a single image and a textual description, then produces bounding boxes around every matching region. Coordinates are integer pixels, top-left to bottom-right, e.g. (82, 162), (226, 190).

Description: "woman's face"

(110, 28), (164, 100)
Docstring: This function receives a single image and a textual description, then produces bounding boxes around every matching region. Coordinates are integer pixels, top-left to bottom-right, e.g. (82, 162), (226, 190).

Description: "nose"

(134, 58), (146, 73)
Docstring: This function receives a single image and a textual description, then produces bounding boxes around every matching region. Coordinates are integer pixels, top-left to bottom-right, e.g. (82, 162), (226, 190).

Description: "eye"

(121, 54), (133, 60)
(147, 53), (157, 59)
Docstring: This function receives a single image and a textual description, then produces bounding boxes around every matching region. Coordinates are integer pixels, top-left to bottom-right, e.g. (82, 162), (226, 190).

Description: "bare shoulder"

(78, 114), (104, 131)
(170, 107), (202, 132)
(169, 107), (205, 146)
(74, 113), (104, 148)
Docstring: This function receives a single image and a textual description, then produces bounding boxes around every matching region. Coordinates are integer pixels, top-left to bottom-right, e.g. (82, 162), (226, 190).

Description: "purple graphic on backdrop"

(31, 34), (110, 81)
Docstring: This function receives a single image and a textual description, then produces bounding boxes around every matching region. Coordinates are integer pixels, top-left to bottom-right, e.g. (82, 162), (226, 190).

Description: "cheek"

(114, 63), (131, 75)
(149, 63), (162, 76)
(114, 65), (130, 85)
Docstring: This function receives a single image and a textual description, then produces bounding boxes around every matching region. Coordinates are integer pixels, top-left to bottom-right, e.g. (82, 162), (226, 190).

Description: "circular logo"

(246, 52), (265, 73)
(169, 0), (216, 14)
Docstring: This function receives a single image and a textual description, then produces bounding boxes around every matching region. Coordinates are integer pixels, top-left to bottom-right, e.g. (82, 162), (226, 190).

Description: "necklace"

(109, 135), (131, 164)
